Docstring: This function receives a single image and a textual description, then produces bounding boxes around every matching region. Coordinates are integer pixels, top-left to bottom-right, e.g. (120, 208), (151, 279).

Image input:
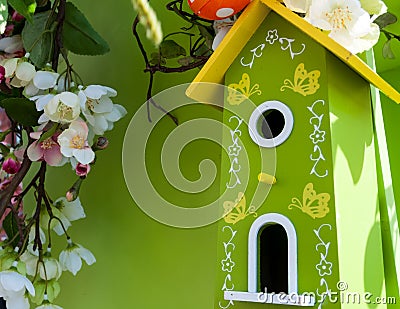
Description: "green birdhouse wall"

(215, 11), (388, 309)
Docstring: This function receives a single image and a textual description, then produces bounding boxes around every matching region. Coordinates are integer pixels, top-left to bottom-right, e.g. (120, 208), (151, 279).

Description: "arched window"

(224, 213), (314, 306)
(248, 213), (297, 294)
(259, 224), (288, 294)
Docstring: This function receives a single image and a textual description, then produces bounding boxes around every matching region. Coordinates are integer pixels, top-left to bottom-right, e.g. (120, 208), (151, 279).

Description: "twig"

(132, 15), (178, 125)
(144, 58), (208, 73)
(0, 128), (34, 220)
(52, 0), (66, 72)
(132, 0), (214, 125)
(382, 29), (400, 41)
(33, 162), (47, 252)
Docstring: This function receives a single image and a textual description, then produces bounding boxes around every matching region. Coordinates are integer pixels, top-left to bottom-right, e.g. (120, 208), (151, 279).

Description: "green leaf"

(16, 260), (26, 276)
(383, 39), (395, 59)
(31, 281), (46, 305)
(159, 40), (186, 59)
(198, 25), (213, 49)
(149, 52), (166, 65)
(0, 129), (10, 143)
(8, 0), (37, 23)
(63, 2), (110, 55)
(22, 11), (55, 68)
(3, 212), (20, 248)
(47, 280), (61, 302)
(38, 122), (58, 142)
(374, 12), (397, 29)
(0, 143), (9, 156)
(0, 0), (8, 35)
(0, 98), (41, 126)
(193, 42), (212, 57)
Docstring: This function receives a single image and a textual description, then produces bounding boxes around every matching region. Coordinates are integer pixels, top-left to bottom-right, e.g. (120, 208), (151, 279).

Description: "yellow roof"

(186, 0), (400, 104)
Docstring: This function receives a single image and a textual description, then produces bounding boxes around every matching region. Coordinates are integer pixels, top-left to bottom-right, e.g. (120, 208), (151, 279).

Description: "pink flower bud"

(66, 190), (74, 202)
(95, 136), (109, 150)
(0, 66), (5, 83)
(2, 157), (21, 174)
(11, 11), (25, 22)
(75, 163), (90, 177)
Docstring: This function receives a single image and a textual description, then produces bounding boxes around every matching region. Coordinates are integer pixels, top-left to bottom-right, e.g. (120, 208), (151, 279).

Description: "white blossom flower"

(307, 0), (377, 53)
(54, 197), (85, 222)
(340, 22), (380, 54)
(101, 104), (127, 132)
(20, 250), (38, 277)
(283, 0), (311, 13)
(20, 227), (46, 276)
(43, 92), (81, 123)
(45, 197), (85, 236)
(24, 71), (60, 97)
(1, 58), (18, 77)
(57, 119), (95, 165)
(36, 203), (71, 236)
(1, 58), (36, 87)
(39, 256), (62, 281)
(59, 240), (95, 276)
(79, 85), (126, 135)
(20, 251), (62, 281)
(3, 292), (30, 309)
(0, 270), (35, 298)
(12, 62), (36, 88)
(30, 93), (54, 112)
(360, 0), (387, 16)
(0, 35), (24, 54)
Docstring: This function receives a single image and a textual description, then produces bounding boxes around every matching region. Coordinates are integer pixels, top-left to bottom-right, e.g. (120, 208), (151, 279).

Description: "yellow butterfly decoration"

(288, 183), (330, 219)
(227, 73), (262, 106)
(280, 63), (320, 96)
(223, 192), (258, 224)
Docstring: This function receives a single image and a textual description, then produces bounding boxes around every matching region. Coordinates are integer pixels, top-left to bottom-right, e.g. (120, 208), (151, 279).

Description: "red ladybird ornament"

(188, 0), (251, 20)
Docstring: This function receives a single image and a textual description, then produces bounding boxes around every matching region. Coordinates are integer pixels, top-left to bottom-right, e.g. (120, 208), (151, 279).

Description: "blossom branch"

(0, 129), (34, 220)
(52, 0), (66, 72)
(33, 162), (47, 252)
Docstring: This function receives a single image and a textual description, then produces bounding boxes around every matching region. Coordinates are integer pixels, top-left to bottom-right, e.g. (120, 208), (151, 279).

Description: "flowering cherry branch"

(0, 0), (126, 308)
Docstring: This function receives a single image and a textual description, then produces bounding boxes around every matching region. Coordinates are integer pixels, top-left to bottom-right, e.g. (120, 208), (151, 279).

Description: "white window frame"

(224, 213), (315, 306)
(248, 213), (297, 293)
(248, 101), (294, 148)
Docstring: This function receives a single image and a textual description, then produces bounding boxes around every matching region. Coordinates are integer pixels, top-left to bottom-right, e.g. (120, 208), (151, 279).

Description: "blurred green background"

(41, 0), (400, 308)
(46, 1), (221, 308)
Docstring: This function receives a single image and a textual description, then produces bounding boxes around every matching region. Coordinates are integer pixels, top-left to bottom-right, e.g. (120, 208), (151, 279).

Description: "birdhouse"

(186, 0), (400, 308)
